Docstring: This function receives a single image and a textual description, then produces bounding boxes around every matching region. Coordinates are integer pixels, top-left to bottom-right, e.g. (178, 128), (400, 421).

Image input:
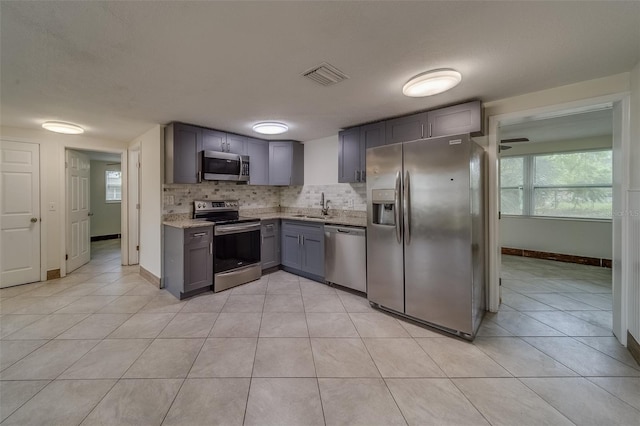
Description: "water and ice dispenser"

(371, 189), (397, 226)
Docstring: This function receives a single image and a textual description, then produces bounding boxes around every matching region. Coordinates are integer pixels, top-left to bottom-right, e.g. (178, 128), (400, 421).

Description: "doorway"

(65, 148), (124, 275)
(487, 94), (631, 345)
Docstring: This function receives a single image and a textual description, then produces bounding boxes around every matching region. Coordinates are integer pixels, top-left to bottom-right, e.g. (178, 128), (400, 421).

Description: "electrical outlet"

(348, 199), (354, 209)
(48, 202), (56, 211)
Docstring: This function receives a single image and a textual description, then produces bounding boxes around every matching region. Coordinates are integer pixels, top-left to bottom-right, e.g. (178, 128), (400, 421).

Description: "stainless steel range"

(194, 200), (261, 292)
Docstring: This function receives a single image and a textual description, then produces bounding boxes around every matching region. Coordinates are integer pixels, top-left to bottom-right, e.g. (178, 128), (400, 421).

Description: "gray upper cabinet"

(165, 122), (202, 184)
(338, 122), (385, 183)
(247, 138), (269, 185)
(426, 101), (483, 137)
(226, 134), (247, 155)
(338, 128), (361, 183)
(385, 112), (427, 145)
(269, 141), (304, 186)
(202, 129), (227, 152)
(361, 122), (386, 150)
(203, 129), (247, 154)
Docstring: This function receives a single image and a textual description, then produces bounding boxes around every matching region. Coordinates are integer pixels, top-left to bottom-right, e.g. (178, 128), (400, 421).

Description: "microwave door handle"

(238, 155), (243, 179)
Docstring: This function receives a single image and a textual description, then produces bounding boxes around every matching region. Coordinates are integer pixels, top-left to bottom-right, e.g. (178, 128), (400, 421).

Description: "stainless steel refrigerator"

(366, 134), (485, 339)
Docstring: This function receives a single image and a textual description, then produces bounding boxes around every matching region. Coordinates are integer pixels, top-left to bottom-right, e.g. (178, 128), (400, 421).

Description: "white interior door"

(66, 149), (91, 273)
(128, 148), (140, 265)
(0, 140), (41, 287)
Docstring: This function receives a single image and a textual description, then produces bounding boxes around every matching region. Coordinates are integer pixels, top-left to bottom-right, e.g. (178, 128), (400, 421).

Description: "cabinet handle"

(220, 141), (225, 151)
(429, 123), (432, 138)
(193, 232), (207, 237)
(209, 242), (213, 255)
(421, 123), (424, 138)
(198, 171), (202, 183)
(266, 224), (274, 229)
(354, 170), (358, 182)
(361, 170), (365, 181)
(301, 235), (305, 245)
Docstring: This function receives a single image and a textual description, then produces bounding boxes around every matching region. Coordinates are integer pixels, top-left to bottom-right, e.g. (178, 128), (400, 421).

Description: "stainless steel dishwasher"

(324, 225), (366, 293)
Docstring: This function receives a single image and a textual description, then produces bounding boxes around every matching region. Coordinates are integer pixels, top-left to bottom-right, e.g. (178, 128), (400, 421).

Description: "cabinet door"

(269, 142), (293, 185)
(226, 134), (247, 155)
(248, 138), (269, 185)
(202, 129), (227, 152)
(361, 122), (386, 149)
(427, 101), (483, 137)
(338, 128), (361, 183)
(301, 229), (324, 278)
(261, 220), (280, 269)
(281, 230), (302, 269)
(169, 123), (202, 184)
(184, 228), (213, 292)
(385, 112), (427, 144)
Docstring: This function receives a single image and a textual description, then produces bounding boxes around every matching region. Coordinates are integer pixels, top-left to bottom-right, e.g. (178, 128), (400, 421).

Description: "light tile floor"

(1, 242), (638, 425)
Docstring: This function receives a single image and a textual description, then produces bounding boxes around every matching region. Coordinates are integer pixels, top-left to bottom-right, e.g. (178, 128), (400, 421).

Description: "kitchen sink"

(291, 214), (326, 219)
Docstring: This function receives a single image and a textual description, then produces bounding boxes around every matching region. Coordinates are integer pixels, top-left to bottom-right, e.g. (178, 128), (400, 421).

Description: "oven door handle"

(214, 222), (261, 236)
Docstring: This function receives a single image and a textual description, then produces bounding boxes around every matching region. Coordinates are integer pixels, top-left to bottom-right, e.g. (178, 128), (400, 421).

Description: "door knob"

(88, 213), (94, 217)
(30, 217), (38, 223)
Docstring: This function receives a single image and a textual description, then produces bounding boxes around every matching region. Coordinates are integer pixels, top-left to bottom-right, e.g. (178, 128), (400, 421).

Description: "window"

(500, 150), (612, 219)
(105, 170), (122, 202)
(500, 157), (524, 215)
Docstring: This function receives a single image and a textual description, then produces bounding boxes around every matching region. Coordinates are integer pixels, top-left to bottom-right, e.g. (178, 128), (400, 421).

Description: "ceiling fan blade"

(500, 137), (530, 144)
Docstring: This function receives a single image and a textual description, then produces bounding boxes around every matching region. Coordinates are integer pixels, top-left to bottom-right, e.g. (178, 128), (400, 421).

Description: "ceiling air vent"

(302, 62), (349, 86)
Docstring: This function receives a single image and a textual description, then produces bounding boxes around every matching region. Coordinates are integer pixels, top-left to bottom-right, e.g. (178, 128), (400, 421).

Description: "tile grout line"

(301, 281), (327, 426)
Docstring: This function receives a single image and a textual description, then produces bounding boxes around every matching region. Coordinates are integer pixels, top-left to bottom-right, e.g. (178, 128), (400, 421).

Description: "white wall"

(90, 161), (121, 237)
(501, 217), (611, 259)
(303, 135), (338, 185)
(629, 61), (640, 343)
(0, 126), (127, 275)
(133, 125), (162, 279)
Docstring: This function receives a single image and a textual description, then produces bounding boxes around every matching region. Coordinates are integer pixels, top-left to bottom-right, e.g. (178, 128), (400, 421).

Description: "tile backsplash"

(163, 182), (367, 217)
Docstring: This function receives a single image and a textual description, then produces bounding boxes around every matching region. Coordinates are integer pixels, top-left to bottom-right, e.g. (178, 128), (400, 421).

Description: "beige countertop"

(163, 213), (366, 229)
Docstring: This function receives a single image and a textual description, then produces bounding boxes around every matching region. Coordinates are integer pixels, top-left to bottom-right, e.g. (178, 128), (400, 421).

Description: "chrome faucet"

(320, 192), (331, 216)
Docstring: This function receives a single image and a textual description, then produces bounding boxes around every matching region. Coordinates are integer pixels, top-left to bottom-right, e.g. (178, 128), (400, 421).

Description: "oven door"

(202, 151), (249, 182)
(214, 222), (261, 274)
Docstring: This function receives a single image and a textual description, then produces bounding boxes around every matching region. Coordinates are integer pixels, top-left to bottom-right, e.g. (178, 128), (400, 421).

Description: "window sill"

(501, 215), (612, 223)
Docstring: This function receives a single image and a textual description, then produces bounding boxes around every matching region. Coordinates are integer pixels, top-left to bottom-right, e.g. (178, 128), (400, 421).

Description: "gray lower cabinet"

(281, 220), (324, 281)
(261, 219), (280, 270)
(426, 100), (483, 137)
(248, 138), (269, 185)
(269, 141), (304, 185)
(163, 225), (213, 299)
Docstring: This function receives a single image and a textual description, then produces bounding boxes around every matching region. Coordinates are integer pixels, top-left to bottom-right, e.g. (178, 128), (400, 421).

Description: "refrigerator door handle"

(394, 171), (402, 244)
(404, 170), (411, 245)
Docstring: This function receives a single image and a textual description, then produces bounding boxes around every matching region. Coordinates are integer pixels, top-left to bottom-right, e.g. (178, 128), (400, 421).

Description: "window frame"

(500, 148), (612, 221)
(105, 169), (122, 203)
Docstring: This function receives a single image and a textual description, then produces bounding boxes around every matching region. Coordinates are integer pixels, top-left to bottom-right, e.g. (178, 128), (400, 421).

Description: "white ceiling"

(1, 1), (638, 142)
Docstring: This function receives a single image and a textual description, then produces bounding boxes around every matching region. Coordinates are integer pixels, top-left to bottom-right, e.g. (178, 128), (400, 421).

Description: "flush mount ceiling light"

(402, 68), (462, 97)
(42, 121), (84, 134)
(252, 121), (288, 135)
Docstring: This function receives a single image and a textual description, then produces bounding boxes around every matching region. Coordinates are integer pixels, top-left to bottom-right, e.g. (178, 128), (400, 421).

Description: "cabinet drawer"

(185, 227), (212, 245)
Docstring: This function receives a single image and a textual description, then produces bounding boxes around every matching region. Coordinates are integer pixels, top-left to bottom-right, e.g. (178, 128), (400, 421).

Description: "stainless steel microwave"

(202, 150), (250, 182)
